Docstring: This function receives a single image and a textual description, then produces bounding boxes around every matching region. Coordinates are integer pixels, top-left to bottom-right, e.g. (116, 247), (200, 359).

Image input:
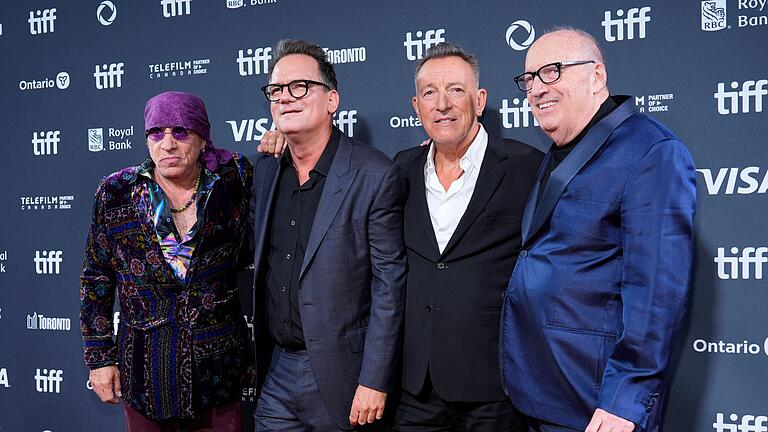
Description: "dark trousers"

(254, 347), (344, 431)
(393, 374), (525, 432)
(526, 418), (581, 432)
(123, 400), (241, 432)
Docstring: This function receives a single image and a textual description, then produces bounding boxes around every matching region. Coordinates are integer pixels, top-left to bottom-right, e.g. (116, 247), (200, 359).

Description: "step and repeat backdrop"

(0, 0), (766, 431)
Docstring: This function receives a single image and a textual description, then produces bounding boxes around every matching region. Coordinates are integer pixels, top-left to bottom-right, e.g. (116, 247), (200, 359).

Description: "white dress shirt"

(424, 125), (488, 254)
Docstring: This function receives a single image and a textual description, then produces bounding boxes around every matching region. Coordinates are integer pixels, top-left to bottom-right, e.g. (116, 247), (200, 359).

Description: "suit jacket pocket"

(344, 326), (368, 354)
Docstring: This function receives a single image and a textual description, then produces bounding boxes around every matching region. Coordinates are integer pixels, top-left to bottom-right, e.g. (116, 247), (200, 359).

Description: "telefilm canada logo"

(88, 126), (135, 152)
(27, 312), (71, 331)
(19, 72), (70, 91)
(713, 412), (768, 431)
(20, 195), (75, 211)
(148, 58), (210, 79)
(505, 20), (535, 51)
(697, 166), (768, 195)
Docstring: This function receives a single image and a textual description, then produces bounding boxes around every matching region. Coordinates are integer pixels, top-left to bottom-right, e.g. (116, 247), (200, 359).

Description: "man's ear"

(327, 89), (340, 114)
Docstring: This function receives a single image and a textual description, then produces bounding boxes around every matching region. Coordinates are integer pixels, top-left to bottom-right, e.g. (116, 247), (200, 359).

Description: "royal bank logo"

(226, 0), (277, 8)
(713, 412), (768, 431)
(162, 0), (191, 17)
(714, 79), (767, 114)
(236, 47), (272, 76)
(0, 368), (9, 388)
(505, 20), (535, 51)
(27, 312), (71, 331)
(714, 246), (767, 280)
(88, 126), (134, 152)
(94, 63), (124, 89)
(28, 8), (57, 35)
(226, 117), (276, 142)
(501, 97), (539, 128)
(0, 250), (7, 273)
(634, 92), (675, 113)
(602, 6), (652, 42)
(19, 72), (70, 91)
(97, 1), (117, 26)
(32, 130), (60, 156)
(389, 114), (422, 129)
(403, 28), (446, 61)
(324, 46), (367, 65)
(333, 110), (358, 138)
(697, 167), (768, 195)
(149, 58), (209, 79)
(34, 251), (62, 275)
(20, 195), (75, 211)
(34, 369), (63, 393)
(702, 0), (727, 31)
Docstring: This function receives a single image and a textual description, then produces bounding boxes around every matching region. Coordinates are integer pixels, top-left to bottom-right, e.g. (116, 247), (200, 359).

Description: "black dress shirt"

(265, 129), (340, 351)
(536, 96), (619, 207)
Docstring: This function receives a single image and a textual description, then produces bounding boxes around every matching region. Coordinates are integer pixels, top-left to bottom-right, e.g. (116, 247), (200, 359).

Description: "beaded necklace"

(170, 167), (201, 213)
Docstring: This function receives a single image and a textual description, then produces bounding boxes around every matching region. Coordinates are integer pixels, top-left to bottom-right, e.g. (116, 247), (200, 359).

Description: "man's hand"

(585, 408), (635, 432)
(89, 365), (122, 404)
(256, 130), (287, 158)
(348, 384), (387, 426)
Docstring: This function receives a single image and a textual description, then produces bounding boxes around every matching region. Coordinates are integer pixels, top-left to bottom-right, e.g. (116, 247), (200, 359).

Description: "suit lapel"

(440, 136), (506, 257)
(520, 151), (551, 243)
(252, 156), (281, 277)
(402, 145), (441, 261)
(524, 98), (637, 244)
(299, 136), (357, 279)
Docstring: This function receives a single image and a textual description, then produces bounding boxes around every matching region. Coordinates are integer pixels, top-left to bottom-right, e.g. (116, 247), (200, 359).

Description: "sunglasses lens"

(172, 127), (190, 141)
(147, 127), (164, 141)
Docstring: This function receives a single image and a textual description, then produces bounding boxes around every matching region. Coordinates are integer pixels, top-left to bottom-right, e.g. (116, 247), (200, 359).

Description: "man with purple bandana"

(80, 91), (253, 431)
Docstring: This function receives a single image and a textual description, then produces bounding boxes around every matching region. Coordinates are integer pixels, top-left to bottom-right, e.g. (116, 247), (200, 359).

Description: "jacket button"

(425, 305), (432, 313)
(436, 262), (447, 270)
(520, 250), (528, 258)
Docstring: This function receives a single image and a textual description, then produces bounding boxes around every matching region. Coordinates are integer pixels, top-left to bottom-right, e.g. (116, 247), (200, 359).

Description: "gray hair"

(268, 39), (338, 90)
(414, 42), (480, 88)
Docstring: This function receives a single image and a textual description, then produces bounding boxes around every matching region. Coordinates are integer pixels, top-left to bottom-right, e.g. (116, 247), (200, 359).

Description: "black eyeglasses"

(145, 126), (194, 142)
(513, 60), (596, 92)
(261, 79), (331, 102)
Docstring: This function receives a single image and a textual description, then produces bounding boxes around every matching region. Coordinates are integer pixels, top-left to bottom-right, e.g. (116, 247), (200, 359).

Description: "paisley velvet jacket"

(80, 153), (252, 420)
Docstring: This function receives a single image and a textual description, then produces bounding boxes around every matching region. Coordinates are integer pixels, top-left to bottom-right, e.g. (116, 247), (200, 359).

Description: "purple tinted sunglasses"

(145, 126), (194, 142)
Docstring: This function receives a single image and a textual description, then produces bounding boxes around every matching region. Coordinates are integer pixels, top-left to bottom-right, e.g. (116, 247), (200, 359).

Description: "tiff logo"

(162, 0), (192, 17)
(28, 9), (57, 35)
(94, 63), (124, 89)
(32, 131), (60, 156)
(34, 368), (63, 393)
(333, 110), (357, 138)
(403, 29), (446, 61)
(713, 412), (768, 431)
(714, 80), (767, 114)
(714, 247), (768, 280)
(602, 7), (651, 42)
(237, 48), (272, 76)
(34, 250), (62, 275)
(501, 98), (539, 128)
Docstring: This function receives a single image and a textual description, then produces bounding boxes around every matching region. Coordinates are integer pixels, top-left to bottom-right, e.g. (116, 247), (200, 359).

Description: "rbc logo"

(162, 0), (192, 17)
(28, 9), (57, 35)
(236, 47), (272, 76)
(34, 250), (62, 275)
(94, 63), (124, 89)
(32, 131), (60, 156)
(34, 368), (63, 393)
(403, 29), (446, 61)
(602, 7), (651, 42)
(701, 0), (727, 31)
(333, 110), (358, 138)
(714, 80), (768, 114)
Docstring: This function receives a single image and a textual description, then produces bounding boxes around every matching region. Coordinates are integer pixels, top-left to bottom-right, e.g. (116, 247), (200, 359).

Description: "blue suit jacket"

(501, 96), (696, 431)
(250, 130), (407, 430)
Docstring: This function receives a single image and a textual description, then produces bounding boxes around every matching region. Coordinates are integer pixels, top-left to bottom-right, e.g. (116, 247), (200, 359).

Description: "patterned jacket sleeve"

(80, 178), (118, 369)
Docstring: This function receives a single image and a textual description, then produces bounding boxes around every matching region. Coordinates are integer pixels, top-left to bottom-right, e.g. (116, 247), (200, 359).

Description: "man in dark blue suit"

(501, 28), (697, 432)
(249, 39), (407, 431)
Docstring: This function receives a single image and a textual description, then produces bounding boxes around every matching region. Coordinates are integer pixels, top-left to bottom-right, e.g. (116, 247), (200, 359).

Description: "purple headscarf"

(144, 91), (233, 171)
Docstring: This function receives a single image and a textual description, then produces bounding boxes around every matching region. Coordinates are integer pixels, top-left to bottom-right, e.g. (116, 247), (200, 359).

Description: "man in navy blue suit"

(501, 28), (697, 432)
(249, 39), (407, 431)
